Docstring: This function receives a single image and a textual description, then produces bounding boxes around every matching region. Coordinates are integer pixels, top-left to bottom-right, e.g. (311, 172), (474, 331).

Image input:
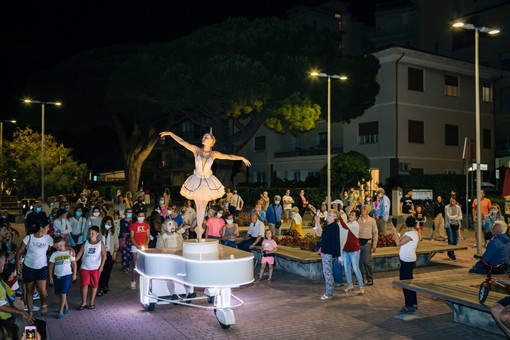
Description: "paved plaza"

(10, 224), (505, 340)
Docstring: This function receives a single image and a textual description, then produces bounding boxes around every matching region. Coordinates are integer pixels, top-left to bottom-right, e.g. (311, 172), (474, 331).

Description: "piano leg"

(139, 274), (157, 311)
(213, 287), (235, 329)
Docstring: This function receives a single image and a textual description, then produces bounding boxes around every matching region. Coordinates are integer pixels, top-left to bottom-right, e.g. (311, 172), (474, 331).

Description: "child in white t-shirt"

(49, 236), (77, 319)
(258, 230), (277, 282)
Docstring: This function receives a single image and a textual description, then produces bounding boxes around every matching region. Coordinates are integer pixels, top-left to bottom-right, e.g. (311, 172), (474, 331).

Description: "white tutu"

(180, 174), (225, 201)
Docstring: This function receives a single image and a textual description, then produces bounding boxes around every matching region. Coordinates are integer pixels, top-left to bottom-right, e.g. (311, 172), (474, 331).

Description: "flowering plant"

(235, 212), (251, 227)
(377, 233), (396, 247)
(275, 231), (320, 252)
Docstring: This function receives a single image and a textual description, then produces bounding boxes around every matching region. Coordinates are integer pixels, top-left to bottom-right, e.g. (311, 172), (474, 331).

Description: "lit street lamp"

(310, 72), (348, 208)
(23, 99), (62, 199)
(452, 22), (500, 255)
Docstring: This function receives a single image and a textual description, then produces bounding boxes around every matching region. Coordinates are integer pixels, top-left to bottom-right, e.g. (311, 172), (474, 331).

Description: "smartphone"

(25, 326), (37, 340)
(391, 217), (398, 226)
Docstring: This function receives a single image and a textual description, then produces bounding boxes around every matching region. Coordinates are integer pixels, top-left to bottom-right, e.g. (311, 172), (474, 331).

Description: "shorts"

(417, 225), (423, 231)
(131, 246), (138, 253)
(80, 269), (100, 288)
(261, 256), (275, 265)
(22, 265), (48, 283)
(54, 274), (72, 294)
(283, 209), (292, 219)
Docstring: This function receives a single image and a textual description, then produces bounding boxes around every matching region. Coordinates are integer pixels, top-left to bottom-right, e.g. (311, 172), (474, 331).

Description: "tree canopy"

(1, 128), (87, 197)
(26, 17), (380, 192)
(320, 151), (372, 194)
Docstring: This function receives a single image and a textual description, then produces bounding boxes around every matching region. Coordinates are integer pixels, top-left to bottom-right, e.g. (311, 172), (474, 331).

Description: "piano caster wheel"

(207, 296), (215, 304)
(214, 309), (232, 329)
(148, 303), (156, 311)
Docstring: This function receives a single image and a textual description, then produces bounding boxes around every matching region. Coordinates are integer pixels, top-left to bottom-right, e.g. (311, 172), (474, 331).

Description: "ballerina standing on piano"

(159, 131), (251, 241)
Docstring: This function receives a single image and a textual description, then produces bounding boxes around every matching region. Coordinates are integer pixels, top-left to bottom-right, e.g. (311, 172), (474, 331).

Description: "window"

(255, 171), (266, 183)
(408, 67), (424, 92)
(408, 120), (424, 143)
(358, 121), (379, 144)
(318, 132), (327, 147)
(292, 135), (300, 149)
(410, 168), (424, 176)
(483, 129), (491, 149)
(445, 124), (459, 146)
(254, 136), (266, 152)
(482, 82), (492, 102)
(445, 75), (459, 96)
(288, 171), (301, 181)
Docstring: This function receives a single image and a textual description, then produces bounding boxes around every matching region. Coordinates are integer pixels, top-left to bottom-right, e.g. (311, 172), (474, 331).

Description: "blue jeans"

(321, 254), (335, 297)
(342, 250), (364, 288)
(333, 257), (344, 284)
(446, 227), (458, 260)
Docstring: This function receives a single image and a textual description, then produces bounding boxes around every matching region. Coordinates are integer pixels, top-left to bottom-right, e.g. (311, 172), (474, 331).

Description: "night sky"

(0, 0), (379, 171)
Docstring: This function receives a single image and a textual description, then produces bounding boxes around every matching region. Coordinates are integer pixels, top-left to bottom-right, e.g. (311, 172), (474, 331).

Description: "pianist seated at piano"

(237, 213), (265, 252)
(156, 220), (185, 249)
(154, 219), (196, 301)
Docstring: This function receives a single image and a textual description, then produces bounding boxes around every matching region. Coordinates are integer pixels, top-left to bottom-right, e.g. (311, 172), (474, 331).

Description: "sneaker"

(33, 292), (40, 300)
(130, 281), (136, 290)
(24, 305), (40, 312)
(320, 294), (332, 300)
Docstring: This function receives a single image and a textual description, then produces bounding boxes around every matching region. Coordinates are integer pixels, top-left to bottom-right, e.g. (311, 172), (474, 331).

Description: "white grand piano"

(135, 239), (254, 329)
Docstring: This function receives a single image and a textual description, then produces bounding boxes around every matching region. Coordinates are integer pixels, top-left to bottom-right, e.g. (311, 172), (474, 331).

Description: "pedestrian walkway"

(9, 223), (503, 339)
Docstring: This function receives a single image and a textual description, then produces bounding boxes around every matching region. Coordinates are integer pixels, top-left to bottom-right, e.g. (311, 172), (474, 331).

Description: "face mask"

(225, 203), (229, 207)
(492, 210), (498, 215)
(35, 208), (42, 213)
(155, 209), (161, 213)
(127, 195), (132, 198)
(378, 194), (382, 198)
(204, 212), (208, 217)
(93, 212), (100, 217)
(75, 211), (83, 217)
(274, 201), (280, 205)
(168, 210), (173, 215)
(291, 212), (295, 217)
(159, 200), (164, 205)
(216, 213), (223, 218)
(137, 217), (144, 223)
(65, 208), (70, 211)
(365, 198), (370, 202)
(138, 199), (143, 203)
(105, 224), (112, 230)
(126, 213), (133, 218)
(50, 203), (55, 206)
(226, 219), (234, 224)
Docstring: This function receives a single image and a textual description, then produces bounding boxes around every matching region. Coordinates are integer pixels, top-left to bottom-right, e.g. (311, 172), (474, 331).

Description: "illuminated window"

(445, 75), (459, 96)
(482, 82), (492, 102)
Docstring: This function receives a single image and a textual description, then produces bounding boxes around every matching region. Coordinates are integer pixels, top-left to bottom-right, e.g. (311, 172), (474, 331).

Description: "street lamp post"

(23, 99), (62, 199)
(310, 72), (348, 208)
(0, 120), (16, 208)
(452, 22), (500, 255)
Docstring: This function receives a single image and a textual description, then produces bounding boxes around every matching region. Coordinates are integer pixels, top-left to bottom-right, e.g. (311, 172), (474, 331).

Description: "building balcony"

(274, 147), (343, 158)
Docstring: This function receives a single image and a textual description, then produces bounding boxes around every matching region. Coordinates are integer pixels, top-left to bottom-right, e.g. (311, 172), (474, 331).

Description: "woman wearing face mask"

(205, 209), (226, 240)
(158, 196), (168, 218)
(119, 209), (134, 273)
(70, 207), (87, 246)
(483, 204), (504, 247)
(98, 216), (118, 296)
(288, 207), (303, 237)
(221, 213), (239, 248)
(88, 207), (103, 231)
(53, 209), (73, 246)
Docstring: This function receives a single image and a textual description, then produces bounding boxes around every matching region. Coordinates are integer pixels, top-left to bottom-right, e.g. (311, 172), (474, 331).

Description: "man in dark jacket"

(470, 221), (510, 274)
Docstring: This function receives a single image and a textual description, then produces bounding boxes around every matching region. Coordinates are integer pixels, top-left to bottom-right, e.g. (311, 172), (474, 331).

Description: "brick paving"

(9, 223), (504, 340)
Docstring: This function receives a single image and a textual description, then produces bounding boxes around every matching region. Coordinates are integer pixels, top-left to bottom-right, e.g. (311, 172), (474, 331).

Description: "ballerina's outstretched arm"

(212, 151), (251, 167)
(159, 131), (199, 155)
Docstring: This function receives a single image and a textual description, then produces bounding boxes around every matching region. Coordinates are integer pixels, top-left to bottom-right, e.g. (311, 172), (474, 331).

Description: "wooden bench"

(392, 274), (507, 335)
(250, 240), (467, 280)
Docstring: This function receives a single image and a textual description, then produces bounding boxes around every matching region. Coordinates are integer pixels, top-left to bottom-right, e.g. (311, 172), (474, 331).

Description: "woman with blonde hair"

(159, 131), (250, 241)
(483, 203), (504, 246)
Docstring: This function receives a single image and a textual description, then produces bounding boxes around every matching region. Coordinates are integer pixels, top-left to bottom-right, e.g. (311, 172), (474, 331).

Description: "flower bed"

(377, 233), (396, 247)
(275, 231), (319, 252)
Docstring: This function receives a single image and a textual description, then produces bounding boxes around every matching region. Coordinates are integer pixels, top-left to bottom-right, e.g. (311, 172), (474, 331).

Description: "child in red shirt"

(129, 211), (150, 289)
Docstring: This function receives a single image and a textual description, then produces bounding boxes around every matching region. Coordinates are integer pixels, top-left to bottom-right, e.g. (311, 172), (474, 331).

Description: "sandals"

(87, 305), (96, 310)
(63, 308), (69, 314)
(77, 305), (87, 311)
(56, 313), (64, 319)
